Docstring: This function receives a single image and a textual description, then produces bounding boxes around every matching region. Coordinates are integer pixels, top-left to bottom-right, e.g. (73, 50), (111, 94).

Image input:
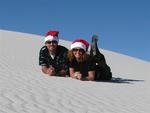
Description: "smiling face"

(72, 48), (85, 60)
(45, 41), (58, 53)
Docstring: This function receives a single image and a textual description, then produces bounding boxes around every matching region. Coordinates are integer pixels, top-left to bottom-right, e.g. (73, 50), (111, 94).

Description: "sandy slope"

(0, 29), (150, 113)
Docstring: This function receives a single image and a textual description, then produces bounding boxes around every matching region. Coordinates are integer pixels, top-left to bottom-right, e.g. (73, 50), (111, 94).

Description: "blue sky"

(0, 0), (150, 62)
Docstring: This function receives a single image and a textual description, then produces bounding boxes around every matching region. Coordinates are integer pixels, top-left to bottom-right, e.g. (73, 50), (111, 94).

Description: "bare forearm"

(86, 71), (95, 81)
(42, 67), (49, 74)
(86, 76), (94, 81)
(42, 68), (48, 74)
(41, 66), (55, 76)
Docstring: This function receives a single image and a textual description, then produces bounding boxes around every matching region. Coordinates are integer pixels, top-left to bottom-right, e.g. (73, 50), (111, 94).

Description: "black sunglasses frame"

(72, 48), (85, 53)
(46, 40), (58, 44)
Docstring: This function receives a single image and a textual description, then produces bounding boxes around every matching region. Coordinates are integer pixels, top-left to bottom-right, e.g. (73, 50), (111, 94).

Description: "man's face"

(45, 40), (58, 53)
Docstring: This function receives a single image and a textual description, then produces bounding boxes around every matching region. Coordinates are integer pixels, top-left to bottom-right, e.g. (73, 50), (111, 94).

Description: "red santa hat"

(71, 39), (89, 51)
(44, 31), (59, 43)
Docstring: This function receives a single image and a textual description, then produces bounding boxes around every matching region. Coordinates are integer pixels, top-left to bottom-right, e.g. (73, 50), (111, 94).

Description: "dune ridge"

(0, 29), (150, 113)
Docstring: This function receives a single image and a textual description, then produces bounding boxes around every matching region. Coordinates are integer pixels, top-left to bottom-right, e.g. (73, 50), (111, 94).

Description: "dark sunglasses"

(46, 40), (57, 44)
(73, 48), (85, 52)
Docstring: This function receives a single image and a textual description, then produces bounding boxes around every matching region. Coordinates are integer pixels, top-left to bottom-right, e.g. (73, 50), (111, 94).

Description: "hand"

(60, 70), (68, 77)
(46, 66), (55, 76)
(74, 72), (82, 80)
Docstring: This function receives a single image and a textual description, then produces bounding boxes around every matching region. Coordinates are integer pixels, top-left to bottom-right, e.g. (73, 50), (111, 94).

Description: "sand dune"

(0, 29), (150, 113)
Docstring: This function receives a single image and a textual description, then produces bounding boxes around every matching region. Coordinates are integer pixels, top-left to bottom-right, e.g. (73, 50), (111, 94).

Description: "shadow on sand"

(95, 77), (145, 84)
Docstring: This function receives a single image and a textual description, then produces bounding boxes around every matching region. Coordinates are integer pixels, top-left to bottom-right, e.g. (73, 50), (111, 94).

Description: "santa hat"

(71, 39), (89, 51)
(44, 31), (59, 43)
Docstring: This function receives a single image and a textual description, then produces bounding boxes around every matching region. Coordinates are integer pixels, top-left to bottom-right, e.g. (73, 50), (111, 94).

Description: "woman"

(67, 39), (95, 81)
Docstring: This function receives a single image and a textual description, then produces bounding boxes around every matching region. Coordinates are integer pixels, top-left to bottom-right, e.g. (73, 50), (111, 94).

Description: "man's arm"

(41, 66), (55, 76)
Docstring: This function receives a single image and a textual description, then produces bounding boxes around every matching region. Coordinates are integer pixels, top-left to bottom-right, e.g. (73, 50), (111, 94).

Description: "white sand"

(0, 29), (150, 113)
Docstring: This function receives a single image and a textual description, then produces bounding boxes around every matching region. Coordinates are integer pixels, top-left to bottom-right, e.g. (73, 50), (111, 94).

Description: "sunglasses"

(73, 48), (85, 52)
(46, 40), (57, 44)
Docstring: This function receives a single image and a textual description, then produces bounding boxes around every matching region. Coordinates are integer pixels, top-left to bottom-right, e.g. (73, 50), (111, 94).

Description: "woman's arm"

(87, 70), (95, 81)
(69, 68), (75, 78)
(69, 68), (82, 79)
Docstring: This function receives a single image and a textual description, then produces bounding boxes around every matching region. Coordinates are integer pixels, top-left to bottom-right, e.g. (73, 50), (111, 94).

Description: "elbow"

(88, 76), (94, 81)
(87, 71), (95, 81)
(42, 69), (47, 74)
(41, 66), (48, 74)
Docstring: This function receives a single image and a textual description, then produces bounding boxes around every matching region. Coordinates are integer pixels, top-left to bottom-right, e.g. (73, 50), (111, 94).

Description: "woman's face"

(72, 48), (85, 59)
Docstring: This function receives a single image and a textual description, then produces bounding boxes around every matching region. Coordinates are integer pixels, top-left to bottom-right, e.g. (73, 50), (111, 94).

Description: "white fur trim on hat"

(44, 35), (59, 43)
(71, 42), (86, 51)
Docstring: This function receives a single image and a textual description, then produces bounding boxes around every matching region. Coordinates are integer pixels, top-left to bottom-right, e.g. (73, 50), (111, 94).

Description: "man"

(39, 30), (68, 77)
